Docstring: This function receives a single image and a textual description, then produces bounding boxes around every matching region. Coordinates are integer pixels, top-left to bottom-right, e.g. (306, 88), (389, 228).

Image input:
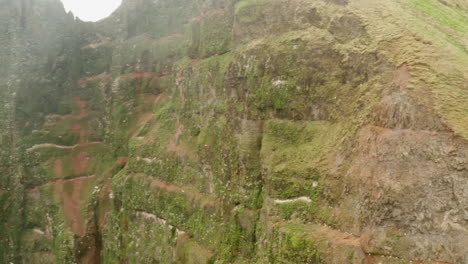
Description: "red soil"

(27, 175), (95, 236)
(128, 93), (168, 136)
(81, 39), (111, 50)
(151, 179), (182, 193)
(129, 111), (154, 137)
(55, 176), (92, 236)
(149, 177), (219, 208)
(72, 151), (91, 176)
(395, 63), (410, 90)
(116, 157), (129, 168)
(137, 112), (153, 126)
(318, 225), (361, 247)
(78, 73), (110, 89)
(119, 72), (157, 81)
(53, 159), (64, 178)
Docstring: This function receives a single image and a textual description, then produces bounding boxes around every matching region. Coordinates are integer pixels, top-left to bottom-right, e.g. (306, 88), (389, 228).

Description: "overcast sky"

(61, 0), (122, 22)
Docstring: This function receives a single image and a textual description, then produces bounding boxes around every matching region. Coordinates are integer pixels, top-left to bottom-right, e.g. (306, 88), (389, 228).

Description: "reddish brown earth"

(151, 179), (183, 193)
(129, 111), (154, 137)
(27, 175), (96, 236)
(166, 118), (193, 157)
(55, 176), (93, 237)
(119, 72), (157, 81)
(81, 40), (111, 50)
(136, 93), (160, 109)
(128, 93), (167, 136)
(53, 159), (64, 178)
(72, 151), (91, 176)
(78, 73), (110, 89)
(44, 97), (97, 179)
(136, 112), (153, 127)
(81, 244), (102, 264)
(115, 157), (129, 168)
(149, 177), (219, 208)
(318, 225), (361, 247)
(395, 63), (410, 90)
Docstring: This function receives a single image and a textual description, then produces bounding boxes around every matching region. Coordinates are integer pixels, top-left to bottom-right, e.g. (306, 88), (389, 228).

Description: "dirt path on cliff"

(53, 159), (64, 178)
(26, 142), (103, 152)
(149, 177), (219, 208)
(27, 175), (95, 237)
(27, 97), (102, 152)
(317, 225), (361, 247)
(54, 175), (95, 237)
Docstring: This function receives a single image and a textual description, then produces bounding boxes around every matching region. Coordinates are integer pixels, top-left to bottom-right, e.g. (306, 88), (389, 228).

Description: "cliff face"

(0, 0), (467, 263)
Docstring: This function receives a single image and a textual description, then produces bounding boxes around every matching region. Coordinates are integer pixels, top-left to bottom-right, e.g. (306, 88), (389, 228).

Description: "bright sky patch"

(61, 0), (122, 22)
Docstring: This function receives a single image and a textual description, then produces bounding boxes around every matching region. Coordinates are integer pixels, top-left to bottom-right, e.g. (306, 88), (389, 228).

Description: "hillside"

(0, 0), (467, 263)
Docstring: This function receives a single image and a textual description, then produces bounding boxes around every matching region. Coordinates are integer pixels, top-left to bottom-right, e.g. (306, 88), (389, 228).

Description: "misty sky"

(61, 0), (122, 22)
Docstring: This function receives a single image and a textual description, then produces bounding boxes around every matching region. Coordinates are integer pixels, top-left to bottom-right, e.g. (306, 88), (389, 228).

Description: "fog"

(61, 0), (122, 22)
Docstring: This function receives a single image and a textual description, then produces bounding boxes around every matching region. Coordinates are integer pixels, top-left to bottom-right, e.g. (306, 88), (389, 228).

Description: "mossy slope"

(0, 0), (466, 263)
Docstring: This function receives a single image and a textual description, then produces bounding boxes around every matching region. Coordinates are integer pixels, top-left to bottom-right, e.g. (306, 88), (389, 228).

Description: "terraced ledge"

(278, 222), (454, 264)
(26, 175), (96, 191)
(136, 210), (186, 236)
(273, 196), (312, 204)
(136, 156), (162, 164)
(134, 174), (220, 208)
(26, 142), (103, 152)
(32, 228), (46, 236)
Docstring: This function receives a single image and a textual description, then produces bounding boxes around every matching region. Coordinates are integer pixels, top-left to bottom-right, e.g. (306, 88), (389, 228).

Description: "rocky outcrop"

(0, 0), (467, 263)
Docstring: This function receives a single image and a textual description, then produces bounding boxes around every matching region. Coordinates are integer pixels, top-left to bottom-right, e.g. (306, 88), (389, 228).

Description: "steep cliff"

(0, 0), (467, 263)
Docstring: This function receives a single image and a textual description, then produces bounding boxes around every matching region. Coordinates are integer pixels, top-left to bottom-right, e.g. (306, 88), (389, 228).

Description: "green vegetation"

(235, 0), (271, 24)
(409, 0), (468, 33)
(267, 223), (323, 263)
(189, 12), (232, 58)
(2, 0), (467, 262)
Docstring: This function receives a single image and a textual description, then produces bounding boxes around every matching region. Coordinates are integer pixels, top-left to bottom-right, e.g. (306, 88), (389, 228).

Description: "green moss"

(267, 223), (323, 263)
(262, 120), (342, 198)
(56, 101), (73, 115)
(253, 79), (291, 111)
(409, 0), (468, 33)
(275, 202), (316, 221)
(220, 221), (243, 261)
(79, 44), (113, 76)
(81, 78), (109, 113)
(189, 13), (232, 58)
(50, 207), (76, 264)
